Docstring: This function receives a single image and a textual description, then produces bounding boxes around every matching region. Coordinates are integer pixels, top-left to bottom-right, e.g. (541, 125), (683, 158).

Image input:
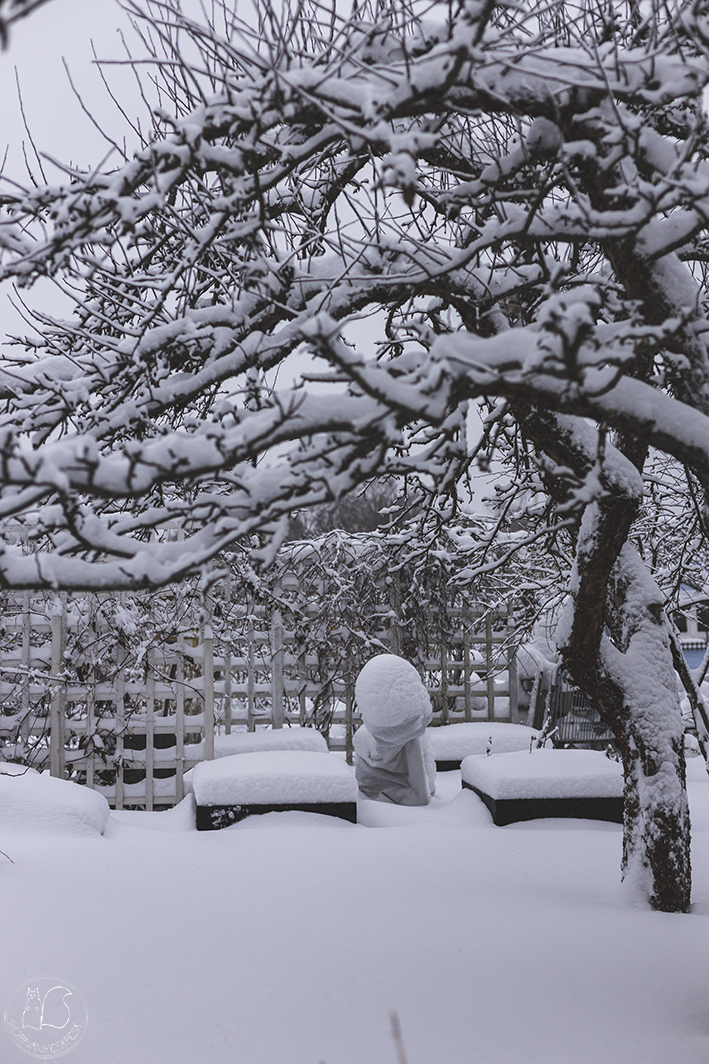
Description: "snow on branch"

(0, 0), (709, 592)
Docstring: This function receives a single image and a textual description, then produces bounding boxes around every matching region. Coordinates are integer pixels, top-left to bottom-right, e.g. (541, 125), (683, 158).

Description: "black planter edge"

(196, 801), (358, 830)
(462, 780), (624, 826)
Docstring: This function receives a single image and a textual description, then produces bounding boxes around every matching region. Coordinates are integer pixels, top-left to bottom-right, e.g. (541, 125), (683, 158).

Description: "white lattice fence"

(0, 592), (518, 808)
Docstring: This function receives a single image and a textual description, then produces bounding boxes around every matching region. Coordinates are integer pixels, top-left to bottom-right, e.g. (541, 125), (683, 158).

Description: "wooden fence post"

(344, 666), (354, 765)
(175, 635), (185, 803)
(50, 598), (65, 778)
(440, 643), (449, 724)
(507, 619), (519, 725)
(115, 642), (126, 810)
(271, 610), (284, 728)
(486, 614), (495, 721)
(247, 617), (256, 731)
(463, 629), (472, 723)
(85, 667), (95, 792)
(298, 645), (308, 726)
(224, 649), (232, 734)
(203, 614), (215, 760)
(20, 592), (30, 749)
(145, 646), (155, 810)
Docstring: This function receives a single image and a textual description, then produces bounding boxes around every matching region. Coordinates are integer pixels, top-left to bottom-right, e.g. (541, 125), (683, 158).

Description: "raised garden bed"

(427, 722), (540, 771)
(192, 750), (358, 830)
(213, 727), (329, 757)
(461, 749), (624, 826)
(197, 801), (357, 830)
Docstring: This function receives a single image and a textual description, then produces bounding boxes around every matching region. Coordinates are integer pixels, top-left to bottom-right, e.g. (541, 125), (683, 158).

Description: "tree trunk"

(605, 545), (691, 910)
(516, 409), (692, 911)
(621, 732), (690, 912)
(563, 521), (692, 912)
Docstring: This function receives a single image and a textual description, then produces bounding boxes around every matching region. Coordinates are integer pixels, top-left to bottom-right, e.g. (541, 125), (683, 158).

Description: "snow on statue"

(354, 655), (436, 806)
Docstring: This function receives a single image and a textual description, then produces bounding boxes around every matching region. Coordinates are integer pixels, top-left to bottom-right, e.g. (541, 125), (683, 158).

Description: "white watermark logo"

(4, 978), (87, 1059)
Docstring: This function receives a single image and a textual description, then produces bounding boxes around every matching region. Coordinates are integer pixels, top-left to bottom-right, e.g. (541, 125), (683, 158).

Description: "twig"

(389, 1011), (410, 1064)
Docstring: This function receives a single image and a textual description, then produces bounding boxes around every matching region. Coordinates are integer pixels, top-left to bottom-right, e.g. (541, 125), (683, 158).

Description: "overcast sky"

(1, 1), (131, 167)
(0, 0), (148, 338)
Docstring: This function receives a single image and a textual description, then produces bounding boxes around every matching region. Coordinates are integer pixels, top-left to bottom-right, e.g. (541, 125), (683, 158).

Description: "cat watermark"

(4, 978), (87, 1059)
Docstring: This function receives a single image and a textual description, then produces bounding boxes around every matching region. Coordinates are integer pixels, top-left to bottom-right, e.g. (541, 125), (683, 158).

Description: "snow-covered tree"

(3, 0), (709, 909)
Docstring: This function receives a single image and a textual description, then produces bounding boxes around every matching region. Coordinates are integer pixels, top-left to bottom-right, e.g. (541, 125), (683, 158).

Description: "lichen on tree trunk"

(621, 741), (690, 912)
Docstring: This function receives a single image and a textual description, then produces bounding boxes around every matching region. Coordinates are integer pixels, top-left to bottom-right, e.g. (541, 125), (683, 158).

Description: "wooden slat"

(247, 617), (255, 732)
(115, 644), (126, 811)
(145, 647), (155, 812)
(20, 592), (30, 750)
(175, 637), (185, 804)
(223, 648), (232, 734)
(203, 617), (215, 761)
(440, 644), (449, 725)
(271, 611), (284, 729)
(464, 629), (472, 723)
(508, 618), (519, 725)
(50, 605), (65, 779)
(486, 615), (495, 722)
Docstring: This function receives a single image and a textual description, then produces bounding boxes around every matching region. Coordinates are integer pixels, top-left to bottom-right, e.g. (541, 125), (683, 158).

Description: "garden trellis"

(0, 533), (519, 808)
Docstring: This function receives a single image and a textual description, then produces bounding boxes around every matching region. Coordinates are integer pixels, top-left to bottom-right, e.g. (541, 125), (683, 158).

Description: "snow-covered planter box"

(183, 728), (329, 794)
(213, 727), (328, 758)
(0, 765), (111, 835)
(461, 749), (624, 826)
(192, 751), (358, 830)
(427, 722), (540, 770)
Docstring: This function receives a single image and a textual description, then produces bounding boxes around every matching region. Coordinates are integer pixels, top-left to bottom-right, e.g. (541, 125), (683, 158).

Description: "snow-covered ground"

(2, 760), (709, 1064)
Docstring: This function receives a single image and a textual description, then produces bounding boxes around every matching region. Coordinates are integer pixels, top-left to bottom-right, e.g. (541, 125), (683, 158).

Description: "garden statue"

(353, 655), (436, 806)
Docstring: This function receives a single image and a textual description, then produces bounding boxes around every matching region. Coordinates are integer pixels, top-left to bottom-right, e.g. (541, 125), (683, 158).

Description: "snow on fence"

(0, 591), (518, 809)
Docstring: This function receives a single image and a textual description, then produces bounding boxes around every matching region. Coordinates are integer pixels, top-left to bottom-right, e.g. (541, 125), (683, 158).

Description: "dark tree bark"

(518, 407), (691, 911)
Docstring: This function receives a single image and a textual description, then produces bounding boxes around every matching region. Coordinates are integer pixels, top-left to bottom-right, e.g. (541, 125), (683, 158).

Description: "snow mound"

(214, 727), (328, 758)
(428, 722), (540, 760)
(355, 654), (431, 731)
(0, 763), (40, 776)
(461, 749), (623, 800)
(192, 751), (358, 806)
(109, 794), (197, 833)
(0, 768), (111, 836)
(227, 810), (358, 830)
